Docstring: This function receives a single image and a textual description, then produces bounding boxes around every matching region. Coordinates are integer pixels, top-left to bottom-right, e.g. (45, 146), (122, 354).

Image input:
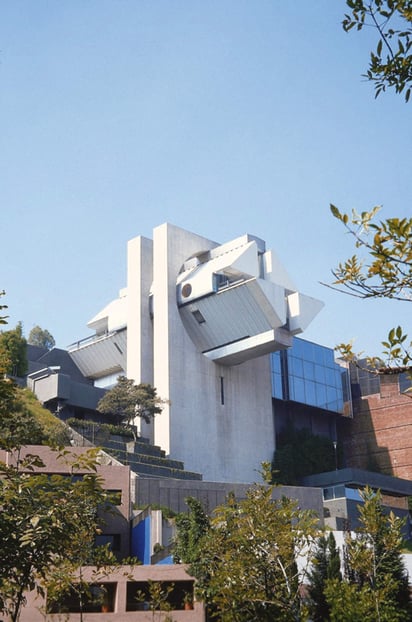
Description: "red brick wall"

(343, 375), (412, 480)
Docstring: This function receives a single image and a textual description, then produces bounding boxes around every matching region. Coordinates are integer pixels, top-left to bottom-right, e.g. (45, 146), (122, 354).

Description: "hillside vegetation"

(12, 387), (70, 447)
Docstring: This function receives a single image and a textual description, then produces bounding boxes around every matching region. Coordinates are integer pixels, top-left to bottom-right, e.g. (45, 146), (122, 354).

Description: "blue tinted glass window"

(303, 361), (315, 381)
(290, 377), (305, 403)
(271, 338), (351, 415)
(305, 342), (316, 362)
(271, 352), (281, 373)
(322, 348), (335, 366)
(315, 383), (327, 409)
(306, 380), (317, 405)
(292, 338), (304, 356)
(272, 372), (283, 399)
(326, 386), (338, 407)
(314, 364), (325, 383)
(289, 356), (303, 377)
(324, 367), (335, 386)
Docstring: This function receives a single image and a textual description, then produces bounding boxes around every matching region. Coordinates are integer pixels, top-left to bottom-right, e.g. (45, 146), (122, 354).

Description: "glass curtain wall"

(271, 338), (352, 416)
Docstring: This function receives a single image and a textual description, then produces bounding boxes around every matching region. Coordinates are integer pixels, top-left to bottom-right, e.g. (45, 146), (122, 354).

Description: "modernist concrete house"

(67, 223), (323, 483)
(7, 224), (412, 620)
(22, 223), (412, 526)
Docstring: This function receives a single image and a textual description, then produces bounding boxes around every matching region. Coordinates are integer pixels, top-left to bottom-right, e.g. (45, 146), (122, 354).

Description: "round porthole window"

(182, 283), (192, 298)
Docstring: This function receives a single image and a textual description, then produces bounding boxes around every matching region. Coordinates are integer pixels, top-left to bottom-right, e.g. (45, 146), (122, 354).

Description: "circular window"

(182, 283), (192, 298)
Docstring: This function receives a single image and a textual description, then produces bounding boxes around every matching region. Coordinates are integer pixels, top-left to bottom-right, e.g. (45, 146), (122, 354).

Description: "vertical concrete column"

(152, 224), (216, 456)
(127, 235), (154, 439)
(151, 223), (276, 482)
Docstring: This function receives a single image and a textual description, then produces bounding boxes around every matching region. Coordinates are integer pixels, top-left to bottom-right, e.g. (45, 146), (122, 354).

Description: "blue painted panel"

(131, 516), (151, 564)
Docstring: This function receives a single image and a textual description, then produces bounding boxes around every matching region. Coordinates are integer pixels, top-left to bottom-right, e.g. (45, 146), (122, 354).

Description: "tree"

(324, 487), (411, 622)
(0, 347), (69, 449)
(173, 497), (210, 564)
(0, 434), (115, 622)
(307, 532), (342, 622)
(17, 387), (71, 447)
(97, 376), (164, 438)
(28, 325), (55, 350)
(0, 387), (44, 450)
(0, 301), (115, 622)
(135, 579), (174, 620)
(327, 206), (412, 372)
(180, 484), (320, 622)
(343, 0), (412, 101)
(0, 290), (8, 325)
(330, 4), (412, 370)
(0, 322), (27, 377)
(0, 333), (44, 449)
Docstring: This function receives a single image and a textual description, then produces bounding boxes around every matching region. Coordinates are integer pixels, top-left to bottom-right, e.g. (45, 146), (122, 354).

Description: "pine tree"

(173, 497), (210, 564)
(307, 532), (341, 621)
(325, 487), (412, 622)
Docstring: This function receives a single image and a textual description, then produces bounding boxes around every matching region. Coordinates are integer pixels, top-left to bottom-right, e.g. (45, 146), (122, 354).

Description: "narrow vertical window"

(220, 376), (225, 405)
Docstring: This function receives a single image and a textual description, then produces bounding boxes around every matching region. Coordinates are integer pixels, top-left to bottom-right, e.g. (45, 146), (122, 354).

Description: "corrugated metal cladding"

(179, 279), (283, 354)
(68, 329), (127, 379)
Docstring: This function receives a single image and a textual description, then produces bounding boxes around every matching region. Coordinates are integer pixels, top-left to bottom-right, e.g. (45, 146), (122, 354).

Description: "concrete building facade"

(21, 564), (204, 621)
(69, 223), (323, 483)
(0, 446), (132, 560)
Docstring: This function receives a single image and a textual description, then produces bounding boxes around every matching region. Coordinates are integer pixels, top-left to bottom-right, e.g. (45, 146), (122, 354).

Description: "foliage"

(307, 532), (342, 622)
(137, 503), (177, 520)
(184, 484), (320, 622)
(272, 425), (337, 485)
(67, 417), (135, 439)
(330, 6), (412, 369)
(0, 343), (44, 449)
(324, 487), (411, 621)
(28, 325), (56, 350)
(136, 580), (174, 614)
(0, 372), (70, 450)
(0, 321), (27, 377)
(328, 206), (412, 371)
(343, 0), (412, 101)
(97, 376), (164, 438)
(329, 206), (412, 304)
(0, 298), (116, 621)
(173, 497), (210, 564)
(18, 388), (71, 446)
(0, 447), (115, 622)
(0, 290), (8, 325)
(324, 579), (385, 622)
(0, 385), (45, 450)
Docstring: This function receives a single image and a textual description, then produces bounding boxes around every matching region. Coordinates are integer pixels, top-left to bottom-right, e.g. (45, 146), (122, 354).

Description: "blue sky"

(1, 1), (411, 357)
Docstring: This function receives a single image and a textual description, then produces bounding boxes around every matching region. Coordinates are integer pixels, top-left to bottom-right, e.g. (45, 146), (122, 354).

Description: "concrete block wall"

(21, 564), (204, 621)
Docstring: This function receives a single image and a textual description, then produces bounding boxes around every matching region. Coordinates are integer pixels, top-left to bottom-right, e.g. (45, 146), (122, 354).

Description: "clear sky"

(1, 1), (411, 357)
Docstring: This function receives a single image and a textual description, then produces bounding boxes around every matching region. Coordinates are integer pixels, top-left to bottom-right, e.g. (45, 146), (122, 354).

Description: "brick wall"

(342, 374), (412, 480)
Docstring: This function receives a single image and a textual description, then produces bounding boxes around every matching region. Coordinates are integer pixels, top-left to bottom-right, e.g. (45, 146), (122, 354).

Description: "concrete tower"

(71, 223), (323, 483)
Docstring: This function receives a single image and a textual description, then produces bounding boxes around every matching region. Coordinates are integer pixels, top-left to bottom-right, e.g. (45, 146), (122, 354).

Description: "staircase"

(69, 423), (202, 480)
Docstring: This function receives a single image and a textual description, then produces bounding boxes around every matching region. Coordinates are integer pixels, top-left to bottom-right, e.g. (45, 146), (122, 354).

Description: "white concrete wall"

(403, 553), (412, 581)
(152, 223), (217, 462)
(127, 236), (154, 440)
(151, 223), (276, 483)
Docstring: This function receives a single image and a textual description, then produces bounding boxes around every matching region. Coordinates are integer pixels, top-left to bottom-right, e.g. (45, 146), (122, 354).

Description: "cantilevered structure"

(69, 224), (323, 482)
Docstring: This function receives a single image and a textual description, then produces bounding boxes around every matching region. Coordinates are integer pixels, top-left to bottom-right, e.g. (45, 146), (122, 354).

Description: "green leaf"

(330, 204), (342, 220)
(377, 39), (383, 56)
